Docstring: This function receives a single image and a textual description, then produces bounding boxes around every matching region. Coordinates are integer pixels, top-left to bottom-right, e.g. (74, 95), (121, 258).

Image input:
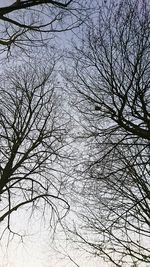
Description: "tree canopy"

(0, 0), (83, 55)
(64, 0), (150, 266)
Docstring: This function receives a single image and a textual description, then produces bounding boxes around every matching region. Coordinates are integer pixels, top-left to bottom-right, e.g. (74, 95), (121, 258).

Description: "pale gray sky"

(0, 207), (111, 267)
(0, 1), (112, 266)
(0, 0), (13, 7)
(0, 229), (110, 267)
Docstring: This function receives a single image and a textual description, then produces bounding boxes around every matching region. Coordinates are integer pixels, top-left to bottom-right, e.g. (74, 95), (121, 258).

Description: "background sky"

(0, 1), (112, 266)
(0, 227), (110, 267)
(0, 206), (111, 267)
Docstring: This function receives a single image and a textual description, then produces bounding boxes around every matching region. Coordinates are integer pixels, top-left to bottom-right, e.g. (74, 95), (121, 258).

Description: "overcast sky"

(0, 1), (112, 266)
(0, 227), (110, 267)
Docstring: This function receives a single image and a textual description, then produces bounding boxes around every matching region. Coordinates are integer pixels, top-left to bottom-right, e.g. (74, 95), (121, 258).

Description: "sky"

(0, 1), (113, 267)
(1, 1), (149, 267)
(0, 204), (111, 267)
(0, 0), (12, 7)
(0, 225), (110, 267)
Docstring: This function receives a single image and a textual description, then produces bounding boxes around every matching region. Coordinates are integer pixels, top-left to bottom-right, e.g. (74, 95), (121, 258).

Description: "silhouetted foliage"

(0, 0), (84, 55)
(0, 58), (70, 237)
(65, 0), (150, 266)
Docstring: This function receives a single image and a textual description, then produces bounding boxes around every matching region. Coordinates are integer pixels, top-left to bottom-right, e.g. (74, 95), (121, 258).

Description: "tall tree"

(65, 0), (150, 266)
(0, 58), (70, 238)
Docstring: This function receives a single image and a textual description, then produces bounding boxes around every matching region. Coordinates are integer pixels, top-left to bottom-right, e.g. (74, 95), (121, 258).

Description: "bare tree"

(0, 57), (70, 238)
(0, 0), (84, 55)
(64, 0), (150, 266)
